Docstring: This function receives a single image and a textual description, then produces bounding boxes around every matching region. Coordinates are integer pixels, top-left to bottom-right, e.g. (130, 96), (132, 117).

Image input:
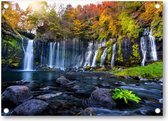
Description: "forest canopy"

(2, 1), (163, 41)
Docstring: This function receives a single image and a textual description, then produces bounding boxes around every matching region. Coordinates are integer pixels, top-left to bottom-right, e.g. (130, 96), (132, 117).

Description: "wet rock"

(132, 76), (147, 81)
(139, 76), (148, 81)
(159, 78), (163, 82)
(114, 81), (126, 86)
(56, 76), (71, 87)
(36, 92), (62, 100)
(98, 77), (103, 81)
(101, 82), (110, 87)
(13, 99), (48, 115)
(2, 85), (32, 104)
(84, 88), (116, 109)
(47, 95), (82, 115)
(40, 86), (57, 91)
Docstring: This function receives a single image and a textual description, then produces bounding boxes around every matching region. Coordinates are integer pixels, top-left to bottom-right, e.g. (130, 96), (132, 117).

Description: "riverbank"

(113, 62), (163, 79)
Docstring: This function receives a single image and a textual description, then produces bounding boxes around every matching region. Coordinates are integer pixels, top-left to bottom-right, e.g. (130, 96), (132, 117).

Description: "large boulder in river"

(56, 76), (71, 87)
(84, 88), (116, 109)
(13, 99), (48, 115)
(2, 85), (32, 105)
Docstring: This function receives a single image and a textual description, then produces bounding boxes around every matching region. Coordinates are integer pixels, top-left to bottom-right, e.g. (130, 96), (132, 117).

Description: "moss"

(2, 59), (6, 65)
(151, 15), (163, 41)
(130, 43), (141, 64)
(9, 58), (20, 68)
(106, 40), (112, 46)
(85, 65), (91, 70)
(116, 41), (123, 63)
(114, 62), (163, 79)
(94, 67), (108, 71)
(107, 46), (112, 63)
(96, 47), (103, 64)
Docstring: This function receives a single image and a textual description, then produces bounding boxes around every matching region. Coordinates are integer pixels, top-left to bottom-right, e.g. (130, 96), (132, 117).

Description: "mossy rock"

(107, 46), (112, 63)
(95, 67), (107, 71)
(9, 58), (20, 68)
(85, 66), (91, 71)
(96, 47), (104, 64)
(106, 40), (113, 47)
(9, 62), (19, 68)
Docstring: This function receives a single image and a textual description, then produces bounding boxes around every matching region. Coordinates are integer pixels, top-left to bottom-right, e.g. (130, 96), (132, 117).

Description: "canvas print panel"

(1, 0), (163, 116)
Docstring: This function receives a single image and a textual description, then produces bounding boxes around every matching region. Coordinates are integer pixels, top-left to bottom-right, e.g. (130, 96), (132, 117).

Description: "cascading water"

(100, 48), (107, 66)
(149, 30), (158, 61)
(23, 39), (34, 71)
(111, 43), (116, 66)
(60, 41), (65, 70)
(84, 42), (93, 67)
(55, 42), (60, 68)
(140, 37), (147, 66)
(91, 50), (98, 67)
(48, 42), (56, 68)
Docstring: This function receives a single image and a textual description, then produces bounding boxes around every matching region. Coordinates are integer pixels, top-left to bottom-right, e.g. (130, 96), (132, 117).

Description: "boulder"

(36, 92), (62, 100)
(2, 85), (32, 104)
(56, 76), (70, 87)
(85, 87), (116, 109)
(13, 99), (48, 115)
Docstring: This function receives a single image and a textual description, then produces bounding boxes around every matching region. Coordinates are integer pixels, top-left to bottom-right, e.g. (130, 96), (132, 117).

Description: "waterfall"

(140, 37), (147, 66)
(48, 42), (56, 68)
(111, 43), (116, 66)
(149, 30), (158, 61)
(100, 48), (107, 66)
(40, 42), (44, 65)
(23, 39), (34, 71)
(55, 42), (60, 68)
(84, 42), (93, 67)
(91, 50), (98, 67)
(61, 41), (65, 70)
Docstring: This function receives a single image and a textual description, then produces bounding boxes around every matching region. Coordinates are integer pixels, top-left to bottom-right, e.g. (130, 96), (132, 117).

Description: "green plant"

(112, 88), (141, 104)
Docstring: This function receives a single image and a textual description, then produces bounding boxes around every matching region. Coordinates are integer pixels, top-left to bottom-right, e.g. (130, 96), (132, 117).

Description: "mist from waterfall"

(23, 39), (34, 71)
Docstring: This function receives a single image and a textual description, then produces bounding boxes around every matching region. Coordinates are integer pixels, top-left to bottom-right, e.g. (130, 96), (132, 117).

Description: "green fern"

(112, 88), (141, 104)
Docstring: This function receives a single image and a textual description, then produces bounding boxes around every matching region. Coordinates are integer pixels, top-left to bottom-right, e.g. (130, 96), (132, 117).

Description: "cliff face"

(2, 16), (23, 70)
(115, 35), (162, 67)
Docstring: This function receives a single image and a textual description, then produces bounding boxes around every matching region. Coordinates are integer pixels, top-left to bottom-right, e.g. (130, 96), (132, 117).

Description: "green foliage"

(116, 41), (123, 63)
(96, 48), (103, 64)
(85, 65), (91, 70)
(106, 40), (113, 63)
(131, 43), (141, 64)
(2, 1), (163, 42)
(3, 37), (20, 54)
(151, 15), (163, 41)
(119, 12), (140, 39)
(114, 62), (163, 79)
(107, 46), (112, 62)
(112, 88), (141, 104)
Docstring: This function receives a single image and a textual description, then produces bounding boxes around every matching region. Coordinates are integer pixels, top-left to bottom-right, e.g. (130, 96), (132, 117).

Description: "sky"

(12, 0), (102, 10)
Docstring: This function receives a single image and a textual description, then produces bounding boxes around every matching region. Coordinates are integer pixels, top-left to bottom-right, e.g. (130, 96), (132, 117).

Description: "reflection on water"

(2, 71), (63, 82)
(22, 72), (32, 81)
